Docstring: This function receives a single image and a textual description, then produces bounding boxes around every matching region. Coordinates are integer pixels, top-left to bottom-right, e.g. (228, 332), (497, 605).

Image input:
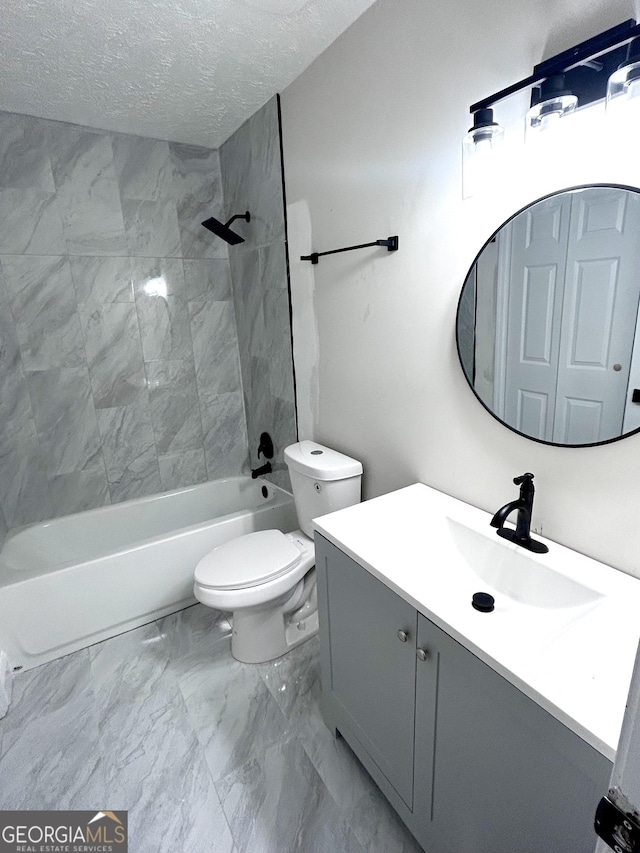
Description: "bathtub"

(0, 477), (297, 671)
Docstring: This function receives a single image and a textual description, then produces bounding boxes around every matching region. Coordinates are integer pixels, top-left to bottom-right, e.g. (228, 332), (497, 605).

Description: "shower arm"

(225, 212), (251, 227)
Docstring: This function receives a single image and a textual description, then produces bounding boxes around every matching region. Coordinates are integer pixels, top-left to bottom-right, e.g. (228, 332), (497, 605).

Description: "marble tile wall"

(220, 97), (297, 491)
(0, 111), (249, 537)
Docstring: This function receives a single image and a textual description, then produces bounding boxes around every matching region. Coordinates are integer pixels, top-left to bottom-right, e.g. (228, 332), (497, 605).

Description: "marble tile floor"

(0, 604), (423, 853)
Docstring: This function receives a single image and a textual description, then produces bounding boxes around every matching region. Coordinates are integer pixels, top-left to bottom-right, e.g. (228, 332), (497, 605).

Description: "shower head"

(201, 211), (251, 245)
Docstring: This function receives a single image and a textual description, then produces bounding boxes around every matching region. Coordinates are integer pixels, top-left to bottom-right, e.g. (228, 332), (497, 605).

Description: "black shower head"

(201, 211), (251, 245)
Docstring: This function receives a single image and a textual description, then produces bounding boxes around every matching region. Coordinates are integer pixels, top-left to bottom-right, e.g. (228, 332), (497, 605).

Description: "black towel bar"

(301, 236), (398, 265)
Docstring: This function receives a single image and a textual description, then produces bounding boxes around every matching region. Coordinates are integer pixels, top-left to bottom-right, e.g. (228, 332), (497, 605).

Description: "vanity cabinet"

(315, 534), (612, 853)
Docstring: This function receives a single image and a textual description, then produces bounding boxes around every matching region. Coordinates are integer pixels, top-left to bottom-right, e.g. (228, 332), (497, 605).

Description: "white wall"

(281, 0), (640, 578)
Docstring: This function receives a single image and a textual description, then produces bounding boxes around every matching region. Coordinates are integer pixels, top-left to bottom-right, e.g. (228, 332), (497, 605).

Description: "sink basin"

(445, 518), (604, 609)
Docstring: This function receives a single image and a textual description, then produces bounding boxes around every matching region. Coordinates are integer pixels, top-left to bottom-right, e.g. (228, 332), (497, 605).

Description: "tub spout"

(251, 462), (272, 479)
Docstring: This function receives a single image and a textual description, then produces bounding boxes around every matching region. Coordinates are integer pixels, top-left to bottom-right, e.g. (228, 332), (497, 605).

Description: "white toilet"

(193, 441), (362, 663)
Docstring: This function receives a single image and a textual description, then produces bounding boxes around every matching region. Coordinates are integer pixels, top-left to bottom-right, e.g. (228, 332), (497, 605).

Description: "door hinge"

(595, 789), (640, 852)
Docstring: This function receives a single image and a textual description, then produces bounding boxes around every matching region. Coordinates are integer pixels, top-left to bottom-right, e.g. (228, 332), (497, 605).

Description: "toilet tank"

(284, 441), (363, 539)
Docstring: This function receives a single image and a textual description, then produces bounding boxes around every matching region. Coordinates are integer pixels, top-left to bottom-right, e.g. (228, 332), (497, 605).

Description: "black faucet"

(251, 461), (272, 479)
(490, 473), (549, 554)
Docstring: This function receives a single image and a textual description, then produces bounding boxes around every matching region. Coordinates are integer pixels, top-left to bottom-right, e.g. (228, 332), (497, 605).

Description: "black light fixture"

(463, 18), (640, 189)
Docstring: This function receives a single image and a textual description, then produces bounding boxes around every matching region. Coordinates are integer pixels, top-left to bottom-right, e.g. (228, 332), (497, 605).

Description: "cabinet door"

(316, 536), (417, 808)
(422, 616), (612, 853)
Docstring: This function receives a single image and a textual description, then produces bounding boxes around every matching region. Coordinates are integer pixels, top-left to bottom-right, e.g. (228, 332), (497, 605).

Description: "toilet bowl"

(194, 529), (316, 663)
(193, 441), (363, 663)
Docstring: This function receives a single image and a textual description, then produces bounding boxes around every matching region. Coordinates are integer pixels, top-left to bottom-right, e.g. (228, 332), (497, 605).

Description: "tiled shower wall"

(0, 110), (249, 535)
(220, 97), (297, 491)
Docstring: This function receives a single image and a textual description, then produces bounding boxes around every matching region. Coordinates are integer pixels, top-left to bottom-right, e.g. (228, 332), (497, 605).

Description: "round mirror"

(457, 184), (640, 447)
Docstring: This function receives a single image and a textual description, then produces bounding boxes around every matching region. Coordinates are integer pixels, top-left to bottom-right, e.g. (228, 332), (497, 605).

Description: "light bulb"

(525, 74), (577, 142)
(607, 60), (640, 110)
(462, 109), (504, 199)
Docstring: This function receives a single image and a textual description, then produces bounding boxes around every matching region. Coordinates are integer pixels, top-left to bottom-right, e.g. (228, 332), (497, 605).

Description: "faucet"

(490, 473), (549, 554)
(251, 461), (272, 479)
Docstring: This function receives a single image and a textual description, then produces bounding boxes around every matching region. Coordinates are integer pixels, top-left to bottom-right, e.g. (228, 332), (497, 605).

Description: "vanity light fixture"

(464, 18), (640, 180)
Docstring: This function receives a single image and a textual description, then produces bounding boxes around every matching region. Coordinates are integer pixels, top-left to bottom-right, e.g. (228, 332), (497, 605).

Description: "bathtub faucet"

(251, 462), (272, 479)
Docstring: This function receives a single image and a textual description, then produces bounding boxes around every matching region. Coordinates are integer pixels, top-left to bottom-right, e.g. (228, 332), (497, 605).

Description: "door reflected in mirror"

(457, 185), (640, 446)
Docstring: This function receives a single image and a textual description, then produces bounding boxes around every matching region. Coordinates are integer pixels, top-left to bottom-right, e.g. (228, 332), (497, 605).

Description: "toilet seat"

(195, 529), (304, 591)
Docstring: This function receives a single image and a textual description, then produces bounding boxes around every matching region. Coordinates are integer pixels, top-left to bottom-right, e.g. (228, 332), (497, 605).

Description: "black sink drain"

(472, 592), (495, 612)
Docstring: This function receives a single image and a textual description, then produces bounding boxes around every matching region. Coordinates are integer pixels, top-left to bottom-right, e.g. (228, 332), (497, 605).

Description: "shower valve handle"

(258, 432), (274, 459)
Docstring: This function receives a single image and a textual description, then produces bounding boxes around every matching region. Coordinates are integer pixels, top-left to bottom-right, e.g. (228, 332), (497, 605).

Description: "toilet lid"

(194, 529), (301, 590)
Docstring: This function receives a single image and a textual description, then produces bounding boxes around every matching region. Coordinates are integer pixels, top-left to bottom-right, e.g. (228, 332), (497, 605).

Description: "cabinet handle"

(397, 630), (409, 643)
(417, 648), (429, 661)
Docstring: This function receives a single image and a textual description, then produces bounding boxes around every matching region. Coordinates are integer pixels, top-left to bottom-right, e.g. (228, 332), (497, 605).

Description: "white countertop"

(314, 483), (640, 761)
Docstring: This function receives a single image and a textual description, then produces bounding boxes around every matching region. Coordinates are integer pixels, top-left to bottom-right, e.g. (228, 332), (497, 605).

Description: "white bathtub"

(0, 477), (297, 671)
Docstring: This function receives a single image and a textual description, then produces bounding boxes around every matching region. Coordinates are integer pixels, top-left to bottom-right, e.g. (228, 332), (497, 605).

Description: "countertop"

(314, 482), (640, 761)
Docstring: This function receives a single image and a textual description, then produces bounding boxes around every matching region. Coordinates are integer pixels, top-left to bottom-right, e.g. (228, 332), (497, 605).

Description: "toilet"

(193, 441), (363, 663)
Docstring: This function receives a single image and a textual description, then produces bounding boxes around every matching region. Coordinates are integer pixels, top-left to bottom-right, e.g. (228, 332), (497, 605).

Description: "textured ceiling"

(0, 0), (377, 147)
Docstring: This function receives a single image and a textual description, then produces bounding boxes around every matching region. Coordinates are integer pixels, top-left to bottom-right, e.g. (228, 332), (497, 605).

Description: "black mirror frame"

(456, 182), (640, 448)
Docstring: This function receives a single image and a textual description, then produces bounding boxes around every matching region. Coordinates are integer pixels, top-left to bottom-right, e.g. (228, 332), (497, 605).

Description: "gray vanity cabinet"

(318, 535), (419, 807)
(316, 534), (612, 853)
